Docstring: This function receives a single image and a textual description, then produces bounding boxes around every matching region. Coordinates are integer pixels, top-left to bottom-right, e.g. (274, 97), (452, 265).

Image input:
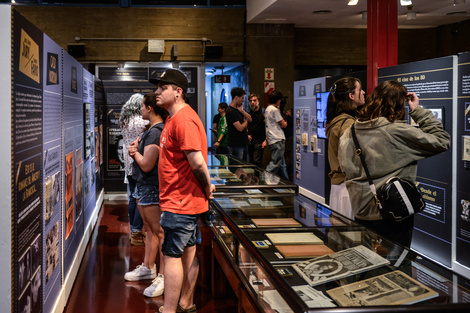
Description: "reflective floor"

(63, 200), (237, 313)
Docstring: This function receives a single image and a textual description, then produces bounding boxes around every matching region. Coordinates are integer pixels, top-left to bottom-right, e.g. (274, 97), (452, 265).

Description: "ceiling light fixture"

(348, 0), (358, 5)
(400, 0), (412, 6)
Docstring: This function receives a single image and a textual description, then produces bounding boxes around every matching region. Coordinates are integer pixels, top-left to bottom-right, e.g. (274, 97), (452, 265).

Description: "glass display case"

(207, 194), (470, 313)
(208, 154), (255, 168)
(209, 166), (298, 196)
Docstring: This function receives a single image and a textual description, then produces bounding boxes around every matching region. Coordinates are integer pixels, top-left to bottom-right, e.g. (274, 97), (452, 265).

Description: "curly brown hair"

(357, 80), (407, 122)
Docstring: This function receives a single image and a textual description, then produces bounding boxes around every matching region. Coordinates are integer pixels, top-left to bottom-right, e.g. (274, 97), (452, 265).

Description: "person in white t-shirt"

(262, 90), (289, 180)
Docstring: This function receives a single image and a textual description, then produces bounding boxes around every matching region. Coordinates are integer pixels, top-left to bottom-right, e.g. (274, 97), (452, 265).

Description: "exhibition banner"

(457, 51), (470, 269)
(82, 69), (97, 226)
(62, 51), (84, 277)
(42, 34), (63, 313)
(94, 80), (104, 193)
(12, 9), (44, 313)
(102, 80), (155, 191)
(379, 56), (456, 267)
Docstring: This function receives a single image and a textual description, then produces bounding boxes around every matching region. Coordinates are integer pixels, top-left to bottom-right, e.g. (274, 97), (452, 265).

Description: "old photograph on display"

(65, 151), (74, 239)
(326, 270), (438, 306)
(31, 235), (41, 275)
(18, 248), (32, 294)
(30, 267), (41, 313)
(75, 161), (83, 220)
(18, 283), (32, 313)
(429, 107), (444, 125)
(45, 176), (53, 221)
(52, 171), (60, 208)
(462, 136), (470, 161)
(292, 245), (390, 286)
(46, 221), (60, 283)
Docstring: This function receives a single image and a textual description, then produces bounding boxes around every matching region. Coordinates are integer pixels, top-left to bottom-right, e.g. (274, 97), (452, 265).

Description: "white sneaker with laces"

(124, 263), (156, 281)
(143, 273), (164, 297)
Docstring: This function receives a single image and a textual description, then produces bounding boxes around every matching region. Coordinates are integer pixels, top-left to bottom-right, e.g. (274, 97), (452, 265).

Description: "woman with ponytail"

(325, 77), (365, 219)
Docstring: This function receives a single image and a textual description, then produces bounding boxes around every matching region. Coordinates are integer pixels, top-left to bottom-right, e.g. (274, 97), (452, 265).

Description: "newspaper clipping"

(326, 270), (438, 306)
(292, 245), (389, 286)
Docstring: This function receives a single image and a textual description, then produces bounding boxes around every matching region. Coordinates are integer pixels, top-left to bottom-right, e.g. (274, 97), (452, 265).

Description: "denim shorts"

(132, 184), (159, 206)
(160, 211), (199, 258)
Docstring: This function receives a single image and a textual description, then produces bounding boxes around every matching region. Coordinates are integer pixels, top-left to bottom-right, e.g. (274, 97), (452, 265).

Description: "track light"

(348, 0), (358, 6)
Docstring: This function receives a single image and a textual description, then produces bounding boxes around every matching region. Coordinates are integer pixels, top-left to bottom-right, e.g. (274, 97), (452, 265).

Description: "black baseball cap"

(149, 69), (188, 92)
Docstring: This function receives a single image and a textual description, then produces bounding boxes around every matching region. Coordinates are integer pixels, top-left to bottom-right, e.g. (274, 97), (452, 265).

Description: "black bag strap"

(351, 124), (382, 209)
(340, 117), (352, 128)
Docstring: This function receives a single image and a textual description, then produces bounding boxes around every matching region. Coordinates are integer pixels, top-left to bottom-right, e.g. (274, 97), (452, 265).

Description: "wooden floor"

(63, 200), (238, 313)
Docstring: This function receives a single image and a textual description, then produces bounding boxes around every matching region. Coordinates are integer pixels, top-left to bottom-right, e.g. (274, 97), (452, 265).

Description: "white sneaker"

(124, 263), (156, 281)
(143, 274), (164, 297)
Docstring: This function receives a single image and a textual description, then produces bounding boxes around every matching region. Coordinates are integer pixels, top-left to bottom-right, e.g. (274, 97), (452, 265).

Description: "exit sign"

(265, 68), (274, 80)
(214, 75), (230, 83)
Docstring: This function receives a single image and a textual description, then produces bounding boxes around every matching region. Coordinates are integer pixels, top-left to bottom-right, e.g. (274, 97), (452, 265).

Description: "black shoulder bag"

(350, 125), (425, 221)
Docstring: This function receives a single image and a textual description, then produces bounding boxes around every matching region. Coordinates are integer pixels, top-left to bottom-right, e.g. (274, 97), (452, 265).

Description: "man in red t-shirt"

(151, 69), (215, 313)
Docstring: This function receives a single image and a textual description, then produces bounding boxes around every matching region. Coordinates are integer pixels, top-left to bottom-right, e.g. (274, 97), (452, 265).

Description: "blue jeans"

(228, 145), (248, 161)
(160, 211), (200, 258)
(133, 184), (159, 206)
(266, 140), (289, 180)
(127, 176), (143, 233)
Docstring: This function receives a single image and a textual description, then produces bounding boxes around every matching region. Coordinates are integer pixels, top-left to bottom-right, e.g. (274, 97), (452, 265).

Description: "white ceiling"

(247, 0), (470, 29)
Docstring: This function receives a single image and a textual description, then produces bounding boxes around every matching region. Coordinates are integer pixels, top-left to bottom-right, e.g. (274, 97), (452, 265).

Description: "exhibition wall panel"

(378, 56), (456, 267)
(456, 51), (470, 278)
(10, 8), (103, 313)
(12, 9), (45, 313)
(0, 5), (11, 313)
(293, 77), (327, 204)
(43, 33), (63, 313)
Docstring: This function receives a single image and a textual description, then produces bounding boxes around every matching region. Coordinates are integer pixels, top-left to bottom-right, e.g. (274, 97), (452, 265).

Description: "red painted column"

(367, 0), (398, 94)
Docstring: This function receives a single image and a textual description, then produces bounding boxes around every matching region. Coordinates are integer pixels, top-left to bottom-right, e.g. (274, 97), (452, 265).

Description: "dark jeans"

(127, 175), (143, 233)
(228, 145), (248, 161)
(216, 145), (230, 155)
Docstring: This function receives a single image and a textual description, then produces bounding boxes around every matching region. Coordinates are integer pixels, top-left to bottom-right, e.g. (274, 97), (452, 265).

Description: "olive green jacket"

(326, 113), (355, 185)
(338, 107), (450, 220)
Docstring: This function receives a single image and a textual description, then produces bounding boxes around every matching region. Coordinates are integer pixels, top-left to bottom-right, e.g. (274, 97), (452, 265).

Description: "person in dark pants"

(213, 102), (229, 154)
(247, 93), (266, 168)
(225, 87), (252, 160)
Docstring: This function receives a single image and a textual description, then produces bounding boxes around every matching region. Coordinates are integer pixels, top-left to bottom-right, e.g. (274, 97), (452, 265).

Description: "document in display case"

(266, 232), (323, 245)
(275, 244), (334, 258)
(292, 245), (390, 286)
(208, 192), (470, 313)
(326, 270), (438, 306)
